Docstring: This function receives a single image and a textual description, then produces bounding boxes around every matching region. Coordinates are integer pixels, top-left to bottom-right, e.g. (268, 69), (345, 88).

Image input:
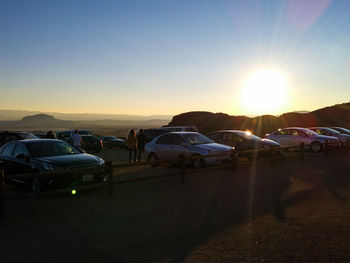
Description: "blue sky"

(1, 0), (350, 116)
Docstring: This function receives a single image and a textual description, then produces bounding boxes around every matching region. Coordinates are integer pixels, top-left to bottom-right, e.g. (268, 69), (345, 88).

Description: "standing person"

(58, 133), (65, 141)
(137, 129), (147, 162)
(46, 130), (56, 139)
(127, 129), (137, 163)
(72, 129), (83, 150)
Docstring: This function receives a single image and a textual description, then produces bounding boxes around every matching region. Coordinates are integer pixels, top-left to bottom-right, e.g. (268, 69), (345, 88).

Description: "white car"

(265, 127), (339, 153)
(145, 132), (233, 167)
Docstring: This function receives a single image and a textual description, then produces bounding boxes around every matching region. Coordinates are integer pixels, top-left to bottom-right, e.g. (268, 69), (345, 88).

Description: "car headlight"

(96, 157), (105, 166)
(41, 163), (61, 171)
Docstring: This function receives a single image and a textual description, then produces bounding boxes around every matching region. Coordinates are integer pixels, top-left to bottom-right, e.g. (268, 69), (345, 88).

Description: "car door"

(278, 129), (294, 146)
(11, 142), (34, 176)
(154, 134), (173, 161)
(170, 134), (189, 159)
(0, 142), (20, 176)
(290, 130), (308, 146)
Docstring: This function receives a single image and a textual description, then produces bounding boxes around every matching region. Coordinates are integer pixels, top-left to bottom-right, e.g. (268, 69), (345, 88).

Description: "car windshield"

(26, 141), (81, 157)
(105, 136), (116, 140)
(182, 133), (213, 145)
(303, 129), (318, 136)
(336, 127), (350, 133)
(79, 130), (92, 135)
(19, 133), (38, 139)
(235, 131), (261, 141)
(324, 128), (340, 134)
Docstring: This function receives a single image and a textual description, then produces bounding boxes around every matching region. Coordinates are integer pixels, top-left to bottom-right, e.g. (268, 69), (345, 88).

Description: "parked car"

(161, 126), (198, 132)
(207, 130), (280, 160)
(56, 129), (93, 144)
(0, 131), (38, 147)
(145, 132), (233, 168)
(142, 128), (170, 143)
(308, 127), (350, 147)
(265, 127), (339, 153)
(331, 127), (350, 136)
(100, 136), (125, 149)
(81, 135), (103, 153)
(0, 139), (105, 192)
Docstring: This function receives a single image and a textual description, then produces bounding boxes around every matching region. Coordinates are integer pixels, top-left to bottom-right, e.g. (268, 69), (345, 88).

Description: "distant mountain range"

(0, 109), (172, 121)
(0, 113), (170, 130)
(168, 102), (350, 137)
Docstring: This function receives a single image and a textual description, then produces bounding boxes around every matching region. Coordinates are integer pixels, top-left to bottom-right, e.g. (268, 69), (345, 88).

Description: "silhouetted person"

(127, 129), (137, 163)
(72, 129), (83, 149)
(46, 130), (56, 139)
(58, 133), (65, 141)
(137, 129), (147, 161)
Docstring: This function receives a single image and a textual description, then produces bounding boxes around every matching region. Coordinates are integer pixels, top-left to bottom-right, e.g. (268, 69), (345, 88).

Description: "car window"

(1, 143), (16, 156)
(274, 129), (289, 135)
(13, 143), (30, 157)
(182, 133), (213, 145)
(26, 141), (81, 157)
(156, 134), (172, 144)
(207, 133), (219, 141)
(170, 134), (186, 145)
(18, 133), (38, 139)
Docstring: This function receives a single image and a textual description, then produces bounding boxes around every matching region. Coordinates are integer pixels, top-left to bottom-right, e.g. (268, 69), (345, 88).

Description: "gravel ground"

(1, 150), (349, 263)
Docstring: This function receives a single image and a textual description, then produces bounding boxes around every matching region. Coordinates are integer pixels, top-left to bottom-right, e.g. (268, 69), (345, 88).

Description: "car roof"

(208, 130), (249, 134)
(168, 131), (199, 135)
(20, 139), (59, 143)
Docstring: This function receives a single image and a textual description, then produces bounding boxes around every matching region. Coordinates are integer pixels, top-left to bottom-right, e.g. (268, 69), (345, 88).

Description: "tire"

(148, 153), (159, 167)
(191, 154), (204, 169)
(310, 141), (322, 153)
(32, 177), (41, 194)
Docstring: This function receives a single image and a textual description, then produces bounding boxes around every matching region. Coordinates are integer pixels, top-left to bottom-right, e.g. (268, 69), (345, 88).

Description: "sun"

(240, 69), (288, 115)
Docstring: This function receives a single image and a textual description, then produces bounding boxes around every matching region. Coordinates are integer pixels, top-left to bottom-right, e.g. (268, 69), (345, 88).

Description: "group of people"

(127, 129), (147, 163)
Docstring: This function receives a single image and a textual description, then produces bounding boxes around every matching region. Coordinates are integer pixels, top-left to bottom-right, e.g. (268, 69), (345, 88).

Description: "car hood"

(259, 139), (280, 147)
(195, 143), (232, 152)
(315, 135), (339, 141)
(338, 134), (350, 140)
(34, 154), (102, 168)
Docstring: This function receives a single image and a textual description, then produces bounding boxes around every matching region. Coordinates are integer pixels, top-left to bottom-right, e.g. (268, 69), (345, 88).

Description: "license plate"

(82, 174), (94, 182)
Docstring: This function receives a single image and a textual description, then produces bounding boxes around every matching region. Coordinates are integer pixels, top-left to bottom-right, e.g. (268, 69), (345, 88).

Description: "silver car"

(265, 127), (339, 153)
(145, 132), (233, 167)
(308, 127), (350, 147)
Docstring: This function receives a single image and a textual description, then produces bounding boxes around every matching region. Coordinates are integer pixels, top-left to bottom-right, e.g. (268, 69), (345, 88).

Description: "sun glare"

(240, 69), (288, 115)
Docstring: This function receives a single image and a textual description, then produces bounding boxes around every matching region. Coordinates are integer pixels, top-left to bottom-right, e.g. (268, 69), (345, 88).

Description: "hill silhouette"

(168, 102), (350, 136)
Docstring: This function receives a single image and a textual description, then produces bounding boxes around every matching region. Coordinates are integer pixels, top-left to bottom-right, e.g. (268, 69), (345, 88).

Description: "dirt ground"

(1, 150), (349, 263)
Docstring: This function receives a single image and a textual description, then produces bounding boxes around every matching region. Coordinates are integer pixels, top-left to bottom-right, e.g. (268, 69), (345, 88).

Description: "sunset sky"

(1, 0), (350, 116)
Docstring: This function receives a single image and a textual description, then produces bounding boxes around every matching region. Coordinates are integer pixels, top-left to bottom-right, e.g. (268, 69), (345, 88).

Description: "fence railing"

(1, 140), (349, 219)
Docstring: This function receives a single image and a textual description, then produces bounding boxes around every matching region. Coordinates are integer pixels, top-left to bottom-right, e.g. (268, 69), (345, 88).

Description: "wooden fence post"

(180, 155), (185, 183)
(106, 161), (114, 198)
(0, 170), (4, 220)
(270, 147), (275, 167)
(231, 149), (237, 173)
(300, 142), (304, 161)
(324, 140), (329, 157)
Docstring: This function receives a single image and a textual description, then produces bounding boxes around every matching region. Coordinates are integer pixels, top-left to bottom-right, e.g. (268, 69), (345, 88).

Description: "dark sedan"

(100, 136), (125, 149)
(81, 135), (103, 153)
(0, 131), (38, 147)
(207, 130), (280, 160)
(0, 139), (105, 193)
(331, 127), (350, 136)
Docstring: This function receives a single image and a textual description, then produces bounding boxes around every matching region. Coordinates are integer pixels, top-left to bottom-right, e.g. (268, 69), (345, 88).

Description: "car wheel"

(149, 153), (159, 167)
(191, 154), (204, 169)
(310, 141), (322, 153)
(32, 177), (41, 194)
